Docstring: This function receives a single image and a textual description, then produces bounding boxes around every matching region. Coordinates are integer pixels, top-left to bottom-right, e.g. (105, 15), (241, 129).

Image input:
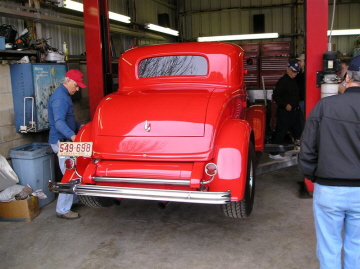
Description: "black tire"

(221, 141), (256, 218)
(79, 195), (115, 208)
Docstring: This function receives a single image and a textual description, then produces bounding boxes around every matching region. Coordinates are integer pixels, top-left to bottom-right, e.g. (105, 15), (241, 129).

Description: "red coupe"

(51, 42), (266, 218)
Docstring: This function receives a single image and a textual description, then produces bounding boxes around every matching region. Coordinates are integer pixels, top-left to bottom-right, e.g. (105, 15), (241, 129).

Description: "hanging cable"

(328, 0), (336, 50)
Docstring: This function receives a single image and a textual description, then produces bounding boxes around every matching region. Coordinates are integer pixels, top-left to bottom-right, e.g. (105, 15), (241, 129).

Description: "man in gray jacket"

(298, 55), (360, 269)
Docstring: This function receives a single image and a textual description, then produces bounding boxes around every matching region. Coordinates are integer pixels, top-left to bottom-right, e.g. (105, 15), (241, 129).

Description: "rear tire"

(79, 195), (115, 208)
(221, 141), (256, 218)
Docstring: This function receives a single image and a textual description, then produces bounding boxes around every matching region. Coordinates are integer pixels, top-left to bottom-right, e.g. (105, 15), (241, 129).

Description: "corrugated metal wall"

(107, 0), (178, 50)
(119, 0), (178, 47)
(41, 24), (85, 55)
(179, 0), (295, 36)
(0, 15), (85, 55)
(1, 1), (360, 56)
(134, 0), (176, 26)
(1, 0), (177, 56)
(328, 2), (360, 55)
(178, 0), (298, 55)
(179, 0), (360, 56)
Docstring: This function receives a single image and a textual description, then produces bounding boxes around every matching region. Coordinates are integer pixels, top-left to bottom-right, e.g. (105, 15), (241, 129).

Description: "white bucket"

(321, 83), (339, 98)
(45, 52), (65, 62)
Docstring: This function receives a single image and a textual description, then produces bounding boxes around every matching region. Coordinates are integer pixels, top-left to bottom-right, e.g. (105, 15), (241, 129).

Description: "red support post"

(305, 0), (328, 117)
(304, 0), (329, 193)
(83, 0), (112, 119)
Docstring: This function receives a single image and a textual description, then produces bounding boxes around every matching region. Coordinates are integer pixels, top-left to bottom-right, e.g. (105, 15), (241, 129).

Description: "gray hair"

(346, 70), (360, 83)
(63, 76), (72, 84)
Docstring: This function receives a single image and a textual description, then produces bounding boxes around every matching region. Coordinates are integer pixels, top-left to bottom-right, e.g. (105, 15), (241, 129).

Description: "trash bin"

(10, 143), (56, 208)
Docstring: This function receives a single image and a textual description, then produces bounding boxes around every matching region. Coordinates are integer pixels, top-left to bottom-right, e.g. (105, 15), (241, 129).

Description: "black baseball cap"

(287, 61), (300, 72)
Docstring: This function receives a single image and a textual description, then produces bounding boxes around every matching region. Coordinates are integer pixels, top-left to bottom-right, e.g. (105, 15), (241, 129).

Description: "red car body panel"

(55, 42), (266, 206)
(246, 105), (266, 152)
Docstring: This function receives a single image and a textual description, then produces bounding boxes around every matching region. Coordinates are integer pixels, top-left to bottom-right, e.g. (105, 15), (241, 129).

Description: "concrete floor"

(0, 162), (319, 269)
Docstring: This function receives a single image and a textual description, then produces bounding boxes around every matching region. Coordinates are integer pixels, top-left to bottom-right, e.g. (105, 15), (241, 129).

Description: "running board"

(264, 144), (296, 153)
(50, 183), (230, 204)
(255, 149), (299, 176)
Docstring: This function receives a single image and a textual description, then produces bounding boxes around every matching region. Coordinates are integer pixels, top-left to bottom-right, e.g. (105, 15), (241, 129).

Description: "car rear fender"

(245, 104), (266, 152)
(210, 119), (251, 201)
(59, 123), (94, 184)
(60, 157), (94, 184)
(61, 169), (79, 183)
(76, 122), (93, 142)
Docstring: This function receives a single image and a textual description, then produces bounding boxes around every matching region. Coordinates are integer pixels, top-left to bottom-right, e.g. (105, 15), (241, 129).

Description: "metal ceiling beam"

(180, 0), (360, 16)
(153, 0), (176, 10)
(0, 2), (165, 40)
(328, 0), (360, 3)
(180, 3), (296, 16)
(0, 6), (84, 28)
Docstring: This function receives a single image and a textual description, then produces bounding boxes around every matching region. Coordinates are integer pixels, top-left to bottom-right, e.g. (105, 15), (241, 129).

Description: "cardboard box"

(0, 196), (40, 222)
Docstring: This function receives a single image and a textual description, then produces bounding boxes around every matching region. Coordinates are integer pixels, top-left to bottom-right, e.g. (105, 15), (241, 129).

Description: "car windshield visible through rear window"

(138, 55), (208, 78)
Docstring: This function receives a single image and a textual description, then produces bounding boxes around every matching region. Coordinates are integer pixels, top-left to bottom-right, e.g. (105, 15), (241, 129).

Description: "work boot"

(56, 210), (80, 220)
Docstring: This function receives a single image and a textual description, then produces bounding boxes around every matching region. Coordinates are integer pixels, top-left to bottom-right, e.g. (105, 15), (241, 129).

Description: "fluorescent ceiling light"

(198, 33), (279, 42)
(64, 0), (131, 24)
(64, 0), (83, 12)
(108, 12), (131, 24)
(327, 29), (360, 36)
(144, 23), (179, 36)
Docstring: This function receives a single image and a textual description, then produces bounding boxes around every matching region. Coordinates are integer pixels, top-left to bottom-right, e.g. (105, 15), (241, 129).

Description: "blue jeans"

(313, 183), (360, 269)
(51, 142), (78, 214)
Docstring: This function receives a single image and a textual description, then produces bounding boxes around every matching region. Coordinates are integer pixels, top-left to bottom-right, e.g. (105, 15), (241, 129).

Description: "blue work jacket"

(48, 84), (81, 143)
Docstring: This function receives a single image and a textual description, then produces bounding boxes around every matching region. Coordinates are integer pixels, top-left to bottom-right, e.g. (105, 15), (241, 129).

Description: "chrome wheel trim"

(249, 159), (254, 198)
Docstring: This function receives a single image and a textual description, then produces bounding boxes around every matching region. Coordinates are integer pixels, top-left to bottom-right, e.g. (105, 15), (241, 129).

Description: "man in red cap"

(48, 69), (86, 219)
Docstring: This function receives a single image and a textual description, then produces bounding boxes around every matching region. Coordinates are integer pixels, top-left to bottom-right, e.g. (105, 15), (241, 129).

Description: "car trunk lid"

(95, 90), (212, 137)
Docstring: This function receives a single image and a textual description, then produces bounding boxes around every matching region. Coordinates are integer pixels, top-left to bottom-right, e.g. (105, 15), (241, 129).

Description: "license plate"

(58, 142), (93, 157)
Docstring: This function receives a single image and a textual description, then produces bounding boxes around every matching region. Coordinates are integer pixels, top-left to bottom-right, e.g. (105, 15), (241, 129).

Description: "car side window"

(139, 55), (208, 78)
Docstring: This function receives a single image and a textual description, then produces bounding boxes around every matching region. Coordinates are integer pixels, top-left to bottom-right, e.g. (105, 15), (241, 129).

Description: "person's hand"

(71, 134), (76, 142)
(285, 104), (292, 111)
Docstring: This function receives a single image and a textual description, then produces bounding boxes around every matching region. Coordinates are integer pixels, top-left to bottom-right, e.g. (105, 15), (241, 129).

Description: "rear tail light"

(201, 163), (218, 186)
(64, 157), (76, 170)
(205, 163), (218, 176)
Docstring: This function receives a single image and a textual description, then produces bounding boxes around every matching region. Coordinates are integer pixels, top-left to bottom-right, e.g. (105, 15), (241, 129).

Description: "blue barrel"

(10, 143), (56, 208)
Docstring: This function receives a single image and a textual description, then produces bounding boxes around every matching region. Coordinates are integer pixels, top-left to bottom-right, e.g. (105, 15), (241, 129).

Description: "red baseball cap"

(65, 69), (87, 88)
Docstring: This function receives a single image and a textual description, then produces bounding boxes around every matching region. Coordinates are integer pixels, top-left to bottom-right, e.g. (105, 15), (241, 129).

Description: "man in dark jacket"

(298, 55), (360, 269)
(270, 60), (302, 160)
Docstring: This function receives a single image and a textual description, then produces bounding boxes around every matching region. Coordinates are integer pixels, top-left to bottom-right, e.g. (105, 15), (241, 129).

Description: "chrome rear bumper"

(49, 182), (230, 204)
(94, 176), (191, 186)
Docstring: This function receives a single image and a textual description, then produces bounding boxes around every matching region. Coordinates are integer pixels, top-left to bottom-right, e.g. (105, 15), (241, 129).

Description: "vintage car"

(51, 42), (266, 218)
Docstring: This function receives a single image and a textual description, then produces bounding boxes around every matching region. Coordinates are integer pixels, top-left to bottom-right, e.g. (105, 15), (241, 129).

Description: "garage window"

(139, 55), (207, 78)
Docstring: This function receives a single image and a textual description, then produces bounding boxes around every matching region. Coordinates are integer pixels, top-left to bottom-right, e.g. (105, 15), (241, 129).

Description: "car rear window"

(139, 55), (208, 78)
